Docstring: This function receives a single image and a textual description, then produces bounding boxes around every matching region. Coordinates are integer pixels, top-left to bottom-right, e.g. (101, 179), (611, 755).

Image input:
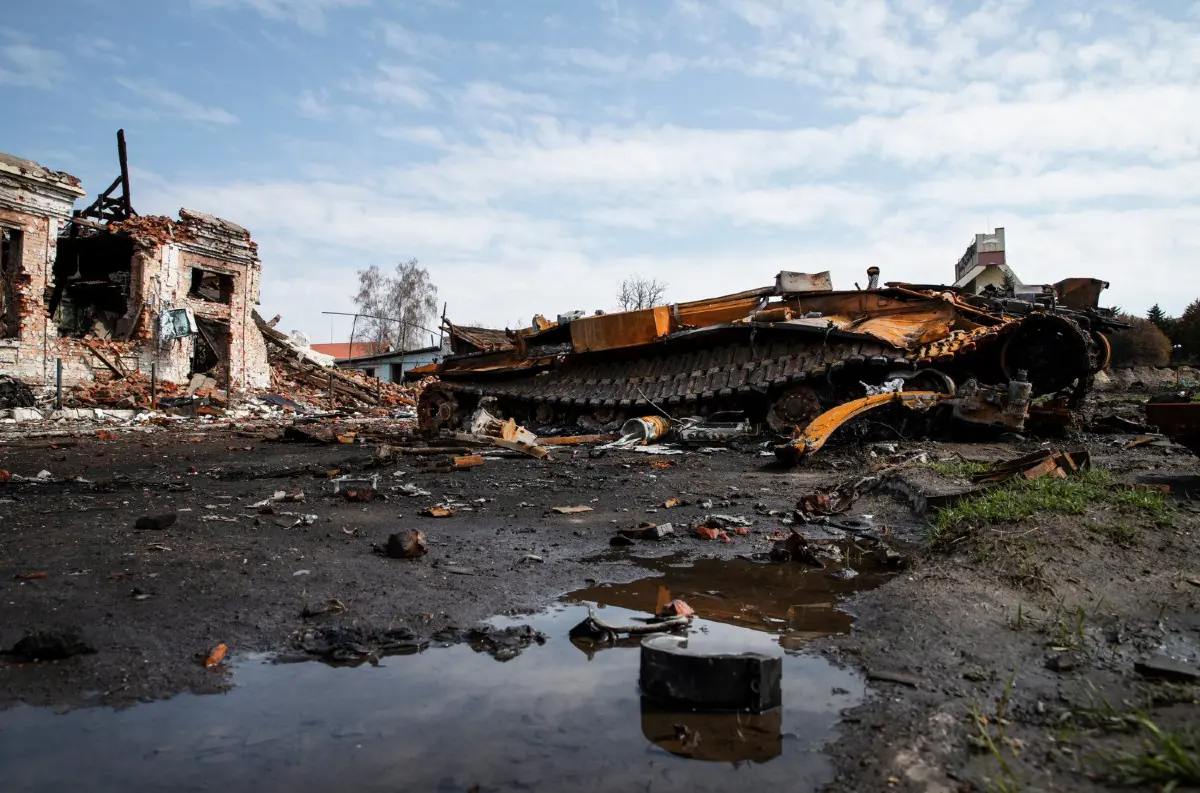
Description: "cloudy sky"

(4, 0), (1198, 342)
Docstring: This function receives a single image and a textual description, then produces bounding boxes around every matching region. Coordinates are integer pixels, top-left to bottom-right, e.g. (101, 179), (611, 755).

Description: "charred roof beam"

(73, 129), (135, 227)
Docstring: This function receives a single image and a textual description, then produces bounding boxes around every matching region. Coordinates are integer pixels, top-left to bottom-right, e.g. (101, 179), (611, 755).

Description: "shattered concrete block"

(12, 407), (43, 421)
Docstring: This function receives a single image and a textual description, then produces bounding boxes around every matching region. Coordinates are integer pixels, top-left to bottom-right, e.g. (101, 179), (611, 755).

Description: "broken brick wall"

(0, 151), (271, 390)
(0, 152), (90, 385)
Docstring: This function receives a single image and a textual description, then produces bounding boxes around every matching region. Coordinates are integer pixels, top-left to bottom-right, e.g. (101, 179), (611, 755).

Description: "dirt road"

(2, 420), (1197, 791)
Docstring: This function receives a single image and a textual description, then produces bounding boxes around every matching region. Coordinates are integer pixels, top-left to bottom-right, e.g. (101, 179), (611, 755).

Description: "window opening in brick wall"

(189, 268), (234, 304)
(49, 231), (134, 338)
(1, 227), (24, 338)
(193, 316), (231, 379)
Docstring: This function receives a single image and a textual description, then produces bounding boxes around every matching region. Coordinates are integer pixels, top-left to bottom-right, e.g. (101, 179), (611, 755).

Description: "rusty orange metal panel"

(570, 306), (671, 352)
(407, 362), (439, 376)
(839, 303), (957, 348)
(1054, 278), (1108, 310)
(674, 297), (761, 328)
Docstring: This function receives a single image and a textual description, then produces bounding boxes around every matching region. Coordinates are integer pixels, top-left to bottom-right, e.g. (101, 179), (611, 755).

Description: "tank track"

(419, 314), (1100, 434)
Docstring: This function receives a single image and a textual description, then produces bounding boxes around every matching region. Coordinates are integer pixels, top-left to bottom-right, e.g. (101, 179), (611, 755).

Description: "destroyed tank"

(408, 270), (1121, 444)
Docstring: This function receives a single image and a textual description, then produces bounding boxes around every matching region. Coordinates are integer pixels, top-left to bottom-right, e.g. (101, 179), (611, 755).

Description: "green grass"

(928, 469), (1172, 548)
(1109, 486), (1175, 523)
(927, 459), (992, 478)
(1104, 716), (1200, 791)
(1088, 521), (1140, 545)
(969, 675), (1026, 793)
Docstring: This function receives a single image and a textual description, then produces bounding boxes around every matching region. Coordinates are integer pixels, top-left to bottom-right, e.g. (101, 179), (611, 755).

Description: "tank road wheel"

(1091, 330), (1112, 373)
(1001, 315), (1096, 407)
(904, 368), (956, 395)
(417, 387), (459, 436)
(534, 403), (556, 426)
(591, 405), (617, 425)
(767, 386), (822, 433)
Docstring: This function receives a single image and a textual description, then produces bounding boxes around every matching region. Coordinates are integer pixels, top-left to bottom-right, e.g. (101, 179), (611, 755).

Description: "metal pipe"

(867, 266), (880, 289)
(150, 362), (156, 408)
(55, 359), (62, 410)
(320, 311), (440, 339)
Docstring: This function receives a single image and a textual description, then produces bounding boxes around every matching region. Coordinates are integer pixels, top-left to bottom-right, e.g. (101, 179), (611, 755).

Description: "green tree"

(1000, 270), (1017, 296)
(1146, 304), (1177, 341)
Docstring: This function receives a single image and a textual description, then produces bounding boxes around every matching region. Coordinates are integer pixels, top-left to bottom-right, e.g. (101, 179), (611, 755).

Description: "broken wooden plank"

(83, 341), (127, 379)
(452, 432), (550, 460)
(537, 434), (619, 446)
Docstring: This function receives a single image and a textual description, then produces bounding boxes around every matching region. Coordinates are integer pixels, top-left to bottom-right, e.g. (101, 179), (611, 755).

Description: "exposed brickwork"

(0, 149), (270, 389)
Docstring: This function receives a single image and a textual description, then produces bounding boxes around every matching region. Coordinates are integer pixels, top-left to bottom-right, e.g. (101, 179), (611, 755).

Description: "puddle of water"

(567, 551), (889, 650)
(0, 555), (886, 793)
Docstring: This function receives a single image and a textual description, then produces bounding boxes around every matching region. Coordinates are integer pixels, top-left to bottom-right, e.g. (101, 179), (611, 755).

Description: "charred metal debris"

(410, 268), (1125, 462)
(1, 133), (1132, 465)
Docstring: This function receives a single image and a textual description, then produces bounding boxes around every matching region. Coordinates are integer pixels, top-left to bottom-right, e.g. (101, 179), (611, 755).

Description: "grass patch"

(927, 459), (991, 479)
(1109, 487), (1175, 523)
(969, 676), (1026, 793)
(928, 468), (1171, 549)
(1103, 716), (1200, 790)
(1088, 521), (1140, 545)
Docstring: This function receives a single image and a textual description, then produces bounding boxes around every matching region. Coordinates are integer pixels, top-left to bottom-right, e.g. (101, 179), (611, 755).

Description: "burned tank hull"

(411, 277), (1118, 439)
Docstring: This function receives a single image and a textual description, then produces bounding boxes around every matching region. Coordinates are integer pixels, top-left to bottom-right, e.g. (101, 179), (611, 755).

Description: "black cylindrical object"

(55, 359), (62, 410)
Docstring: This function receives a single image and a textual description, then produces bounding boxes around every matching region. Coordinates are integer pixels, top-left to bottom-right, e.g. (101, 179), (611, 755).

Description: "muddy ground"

(1, 404), (1198, 792)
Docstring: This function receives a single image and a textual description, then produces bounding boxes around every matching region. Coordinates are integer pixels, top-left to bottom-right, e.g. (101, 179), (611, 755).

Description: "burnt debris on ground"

(4, 137), (1200, 793)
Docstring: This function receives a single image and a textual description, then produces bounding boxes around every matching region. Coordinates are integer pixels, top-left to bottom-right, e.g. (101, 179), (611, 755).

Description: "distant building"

(310, 341), (391, 359)
(335, 341), (447, 383)
(952, 227), (1022, 294)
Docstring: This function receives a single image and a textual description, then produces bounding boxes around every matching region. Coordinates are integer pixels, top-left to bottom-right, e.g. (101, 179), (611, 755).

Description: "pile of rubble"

(69, 371), (182, 409)
(0, 311), (427, 425)
(1096, 365), (1199, 392)
(255, 312), (422, 411)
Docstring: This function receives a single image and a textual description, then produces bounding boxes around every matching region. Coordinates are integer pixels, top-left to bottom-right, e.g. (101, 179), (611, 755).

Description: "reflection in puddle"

(0, 556), (889, 793)
(641, 698), (782, 763)
(568, 550), (891, 650)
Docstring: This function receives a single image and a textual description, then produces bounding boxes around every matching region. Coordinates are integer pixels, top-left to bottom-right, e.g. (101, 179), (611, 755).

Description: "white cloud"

(297, 89), (331, 118)
(599, 0), (645, 40)
(75, 36), (124, 66)
(542, 48), (689, 80)
(351, 64), (436, 108)
(191, 0), (370, 32)
(379, 21), (448, 58)
(110, 0), (1200, 334)
(114, 78), (240, 124)
(454, 81), (556, 113)
(376, 125), (448, 147)
(0, 32), (67, 89)
(912, 161), (1200, 207)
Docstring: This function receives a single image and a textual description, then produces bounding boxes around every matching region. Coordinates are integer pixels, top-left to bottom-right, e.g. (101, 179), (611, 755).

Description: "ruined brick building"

(0, 138), (269, 390)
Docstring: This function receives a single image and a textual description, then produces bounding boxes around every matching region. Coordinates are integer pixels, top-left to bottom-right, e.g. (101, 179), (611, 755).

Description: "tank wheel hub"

(767, 386), (822, 432)
(418, 388), (459, 435)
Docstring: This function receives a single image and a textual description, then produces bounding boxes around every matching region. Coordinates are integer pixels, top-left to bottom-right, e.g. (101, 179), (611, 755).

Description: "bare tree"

(616, 275), (668, 312)
(352, 258), (439, 351)
(352, 265), (390, 348)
